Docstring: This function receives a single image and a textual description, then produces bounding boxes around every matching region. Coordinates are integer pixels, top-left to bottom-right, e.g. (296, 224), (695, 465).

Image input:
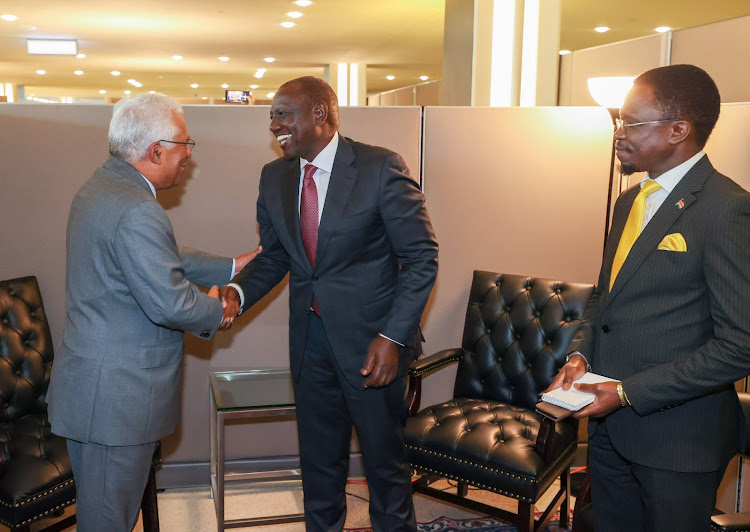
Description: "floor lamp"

(587, 76), (635, 257)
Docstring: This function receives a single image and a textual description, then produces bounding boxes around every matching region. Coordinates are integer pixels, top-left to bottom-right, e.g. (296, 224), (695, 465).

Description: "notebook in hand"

(540, 372), (619, 411)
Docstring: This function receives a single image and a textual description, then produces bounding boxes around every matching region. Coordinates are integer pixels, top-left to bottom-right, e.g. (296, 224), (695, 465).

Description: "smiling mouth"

(277, 134), (292, 146)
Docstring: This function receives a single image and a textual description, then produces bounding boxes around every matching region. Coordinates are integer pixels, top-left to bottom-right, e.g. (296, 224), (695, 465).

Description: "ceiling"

(0, 0), (748, 102)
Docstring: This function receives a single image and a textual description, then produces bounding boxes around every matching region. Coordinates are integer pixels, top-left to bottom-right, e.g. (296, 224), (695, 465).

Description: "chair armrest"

(405, 348), (463, 418)
(409, 348), (463, 376)
(711, 512), (750, 531)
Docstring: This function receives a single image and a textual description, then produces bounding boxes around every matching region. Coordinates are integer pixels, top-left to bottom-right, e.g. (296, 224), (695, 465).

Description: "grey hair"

(108, 93), (183, 163)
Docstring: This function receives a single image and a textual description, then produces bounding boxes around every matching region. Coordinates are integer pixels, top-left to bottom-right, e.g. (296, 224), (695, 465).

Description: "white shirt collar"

(644, 150), (705, 193)
(138, 173), (157, 197)
(300, 131), (339, 174)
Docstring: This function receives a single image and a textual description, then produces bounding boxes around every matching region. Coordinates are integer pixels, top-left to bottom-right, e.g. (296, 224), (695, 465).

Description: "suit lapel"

(315, 137), (357, 267)
(606, 156), (713, 304)
(280, 161), (309, 270)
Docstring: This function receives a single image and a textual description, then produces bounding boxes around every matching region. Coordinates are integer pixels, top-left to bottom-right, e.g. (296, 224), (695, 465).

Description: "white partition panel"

(419, 106), (614, 408)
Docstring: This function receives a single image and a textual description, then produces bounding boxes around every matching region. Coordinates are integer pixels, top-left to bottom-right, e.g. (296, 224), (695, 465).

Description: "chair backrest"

(738, 392), (750, 459)
(0, 277), (55, 427)
(453, 271), (594, 410)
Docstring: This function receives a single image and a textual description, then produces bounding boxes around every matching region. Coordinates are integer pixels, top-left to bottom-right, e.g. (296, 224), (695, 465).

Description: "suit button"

(601, 325), (610, 333)
(200, 330), (210, 338)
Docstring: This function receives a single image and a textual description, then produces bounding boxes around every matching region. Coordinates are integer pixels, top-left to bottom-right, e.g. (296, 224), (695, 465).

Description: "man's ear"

(668, 120), (692, 146)
(147, 141), (162, 164)
(313, 101), (328, 127)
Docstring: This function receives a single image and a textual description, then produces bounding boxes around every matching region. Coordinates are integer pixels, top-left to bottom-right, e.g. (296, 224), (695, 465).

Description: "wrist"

(566, 352), (591, 371)
(616, 382), (631, 407)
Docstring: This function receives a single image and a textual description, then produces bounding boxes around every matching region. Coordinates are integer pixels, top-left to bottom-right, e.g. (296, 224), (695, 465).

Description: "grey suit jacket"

(572, 155), (750, 472)
(47, 157), (231, 446)
(231, 136), (438, 388)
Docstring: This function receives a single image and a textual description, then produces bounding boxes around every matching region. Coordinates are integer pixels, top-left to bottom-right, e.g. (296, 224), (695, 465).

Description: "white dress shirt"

(640, 150), (705, 233)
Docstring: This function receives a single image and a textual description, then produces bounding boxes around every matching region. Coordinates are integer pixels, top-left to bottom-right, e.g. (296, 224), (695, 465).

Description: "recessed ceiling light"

(99, 90), (106, 95)
(127, 79), (142, 87)
(293, 0), (313, 6)
(254, 72), (264, 79)
(149, 90), (155, 94)
(27, 39), (78, 55)
(250, 84), (259, 89)
(202, 97), (208, 100)
(74, 70), (84, 75)
(1, 14), (18, 22)
(266, 92), (276, 98)
(281, 21), (296, 28)
(218, 56), (230, 62)
(221, 83), (229, 89)
(124, 90), (131, 95)
(287, 11), (303, 18)
(386, 75), (395, 80)
(594, 26), (609, 33)
(419, 75), (428, 81)
(172, 55), (183, 61)
(257, 68), (267, 72)
(264, 57), (276, 63)
(35, 69), (46, 75)
(111, 70), (121, 76)
(655, 26), (671, 33)
(559, 49), (571, 55)
(190, 83), (199, 89)
(76, 53), (85, 59)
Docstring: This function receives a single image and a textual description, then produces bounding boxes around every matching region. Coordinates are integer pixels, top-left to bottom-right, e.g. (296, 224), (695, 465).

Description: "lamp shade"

(587, 77), (636, 109)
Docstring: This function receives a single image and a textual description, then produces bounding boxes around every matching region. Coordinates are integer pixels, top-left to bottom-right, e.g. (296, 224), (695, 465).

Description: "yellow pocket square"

(658, 233), (687, 252)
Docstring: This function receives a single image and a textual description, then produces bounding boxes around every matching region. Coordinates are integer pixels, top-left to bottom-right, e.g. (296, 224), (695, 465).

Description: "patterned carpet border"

(345, 515), (563, 531)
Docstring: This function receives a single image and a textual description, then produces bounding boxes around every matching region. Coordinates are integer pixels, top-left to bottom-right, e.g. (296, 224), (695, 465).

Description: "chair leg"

(559, 467), (571, 529)
(518, 501), (534, 532)
(140, 463), (160, 532)
(457, 481), (468, 497)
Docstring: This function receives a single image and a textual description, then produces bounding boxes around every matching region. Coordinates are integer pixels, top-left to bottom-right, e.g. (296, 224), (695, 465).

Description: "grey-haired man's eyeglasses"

(159, 138), (196, 149)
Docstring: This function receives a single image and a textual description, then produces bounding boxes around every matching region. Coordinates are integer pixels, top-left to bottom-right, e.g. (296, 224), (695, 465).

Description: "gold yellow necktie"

(609, 180), (662, 290)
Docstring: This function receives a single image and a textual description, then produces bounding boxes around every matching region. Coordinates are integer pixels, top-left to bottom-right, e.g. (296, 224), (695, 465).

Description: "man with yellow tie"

(546, 64), (750, 531)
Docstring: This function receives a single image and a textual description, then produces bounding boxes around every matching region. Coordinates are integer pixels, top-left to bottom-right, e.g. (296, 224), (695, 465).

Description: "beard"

(618, 162), (637, 176)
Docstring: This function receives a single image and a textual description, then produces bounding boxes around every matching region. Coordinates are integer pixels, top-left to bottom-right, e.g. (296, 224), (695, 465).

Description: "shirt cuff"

(226, 282), (245, 313)
(379, 333), (404, 347)
(231, 258), (236, 280)
(566, 351), (591, 371)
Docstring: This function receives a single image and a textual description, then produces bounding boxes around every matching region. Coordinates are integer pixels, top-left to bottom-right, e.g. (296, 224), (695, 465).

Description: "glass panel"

(210, 369), (295, 411)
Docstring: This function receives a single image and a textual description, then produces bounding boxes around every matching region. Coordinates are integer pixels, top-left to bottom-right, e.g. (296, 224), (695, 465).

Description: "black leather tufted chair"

(0, 276), (161, 532)
(405, 271), (594, 532)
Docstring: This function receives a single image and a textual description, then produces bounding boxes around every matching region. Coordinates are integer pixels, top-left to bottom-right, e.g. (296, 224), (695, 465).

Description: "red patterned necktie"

(300, 163), (320, 315)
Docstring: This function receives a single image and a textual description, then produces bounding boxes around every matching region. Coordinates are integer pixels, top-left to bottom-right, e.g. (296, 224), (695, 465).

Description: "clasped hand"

(360, 335), (399, 388)
(544, 355), (622, 419)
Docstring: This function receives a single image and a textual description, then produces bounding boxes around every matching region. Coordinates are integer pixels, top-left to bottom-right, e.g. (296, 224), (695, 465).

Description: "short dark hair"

(633, 64), (720, 148)
(279, 76), (340, 129)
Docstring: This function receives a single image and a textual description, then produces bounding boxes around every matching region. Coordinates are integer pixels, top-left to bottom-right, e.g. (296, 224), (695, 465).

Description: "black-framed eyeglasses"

(158, 138), (196, 149)
(615, 118), (679, 131)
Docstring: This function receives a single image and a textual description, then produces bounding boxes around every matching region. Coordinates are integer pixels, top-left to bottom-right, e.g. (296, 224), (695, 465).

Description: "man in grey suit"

(547, 65), (750, 531)
(219, 76), (438, 531)
(47, 93), (259, 531)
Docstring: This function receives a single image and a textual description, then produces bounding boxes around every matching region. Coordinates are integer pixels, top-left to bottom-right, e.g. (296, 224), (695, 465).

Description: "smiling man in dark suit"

(220, 76), (438, 531)
(547, 65), (750, 531)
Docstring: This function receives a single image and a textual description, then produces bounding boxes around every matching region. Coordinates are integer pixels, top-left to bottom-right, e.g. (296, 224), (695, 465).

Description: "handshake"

(206, 245), (262, 331)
